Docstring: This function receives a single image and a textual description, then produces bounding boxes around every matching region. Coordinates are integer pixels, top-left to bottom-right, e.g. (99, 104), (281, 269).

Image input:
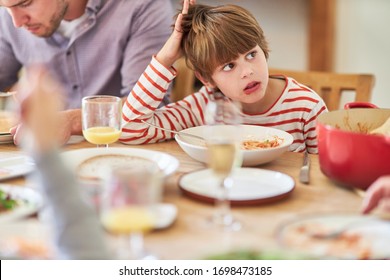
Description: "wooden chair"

(171, 62), (375, 111)
(269, 68), (375, 111)
(171, 58), (196, 102)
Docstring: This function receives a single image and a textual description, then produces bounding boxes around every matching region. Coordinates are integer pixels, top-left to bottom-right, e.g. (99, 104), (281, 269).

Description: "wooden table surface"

(0, 139), (363, 259)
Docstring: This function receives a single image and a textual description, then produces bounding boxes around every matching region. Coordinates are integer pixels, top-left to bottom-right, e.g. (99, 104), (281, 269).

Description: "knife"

(299, 151), (310, 184)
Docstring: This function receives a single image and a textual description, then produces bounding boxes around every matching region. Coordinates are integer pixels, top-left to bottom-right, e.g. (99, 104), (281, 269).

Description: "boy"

(121, 0), (327, 153)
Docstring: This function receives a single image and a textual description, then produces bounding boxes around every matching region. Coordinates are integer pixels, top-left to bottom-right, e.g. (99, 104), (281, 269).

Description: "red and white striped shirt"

(121, 57), (328, 153)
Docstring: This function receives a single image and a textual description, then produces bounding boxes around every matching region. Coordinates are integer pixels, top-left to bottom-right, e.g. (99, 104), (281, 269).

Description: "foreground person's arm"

(19, 66), (111, 259)
(34, 150), (111, 259)
(361, 175), (390, 214)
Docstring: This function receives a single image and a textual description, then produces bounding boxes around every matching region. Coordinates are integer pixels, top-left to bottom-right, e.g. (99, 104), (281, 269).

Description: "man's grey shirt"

(0, 0), (173, 108)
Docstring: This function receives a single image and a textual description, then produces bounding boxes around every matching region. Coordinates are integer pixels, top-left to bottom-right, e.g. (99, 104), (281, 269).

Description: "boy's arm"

(120, 57), (210, 144)
(120, 0), (206, 144)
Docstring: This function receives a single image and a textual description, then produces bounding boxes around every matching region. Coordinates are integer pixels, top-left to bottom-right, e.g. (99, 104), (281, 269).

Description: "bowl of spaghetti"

(175, 125), (293, 166)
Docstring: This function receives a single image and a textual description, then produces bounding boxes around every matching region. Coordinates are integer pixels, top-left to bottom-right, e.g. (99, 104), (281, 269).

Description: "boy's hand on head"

(156, 0), (193, 68)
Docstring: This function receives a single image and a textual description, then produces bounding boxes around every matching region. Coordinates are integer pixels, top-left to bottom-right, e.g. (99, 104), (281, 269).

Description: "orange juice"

(101, 206), (155, 234)
(83, 126), (121, 145)
(208, 143), (237, 177)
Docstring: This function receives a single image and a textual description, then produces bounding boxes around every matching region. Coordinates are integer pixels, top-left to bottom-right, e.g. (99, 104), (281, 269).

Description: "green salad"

(205, 249), (308, 260)
(0, 189), (18, 211)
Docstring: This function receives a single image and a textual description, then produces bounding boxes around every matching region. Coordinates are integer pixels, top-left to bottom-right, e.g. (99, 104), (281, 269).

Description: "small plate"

(66, 135), (85, 145)
(0, 133), (13, 144)
(154, 203), (178, 229)
(0, 185), (43, 224)
(0, 110), (17, 143)
(276, 214), (390, 259)
(0, 156), (35, 181)
(179, 168), (295, 206)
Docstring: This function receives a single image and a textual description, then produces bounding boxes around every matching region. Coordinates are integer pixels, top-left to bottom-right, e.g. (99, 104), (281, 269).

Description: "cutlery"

(299, 151), (310, 184)
(141, 120), (205, 142)
(353, 188), (366, 198)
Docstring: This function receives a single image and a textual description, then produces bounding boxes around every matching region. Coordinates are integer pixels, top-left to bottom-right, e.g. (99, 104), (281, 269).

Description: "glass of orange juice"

(82, 95), (121, 147)
(100, 164), (162, 259)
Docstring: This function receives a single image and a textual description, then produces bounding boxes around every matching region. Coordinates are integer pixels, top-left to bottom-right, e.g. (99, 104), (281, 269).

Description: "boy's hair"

(180, 4), (269, 83)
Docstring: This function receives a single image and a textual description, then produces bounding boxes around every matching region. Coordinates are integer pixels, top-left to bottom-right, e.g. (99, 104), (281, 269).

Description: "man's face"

(0, 0), (68, 37)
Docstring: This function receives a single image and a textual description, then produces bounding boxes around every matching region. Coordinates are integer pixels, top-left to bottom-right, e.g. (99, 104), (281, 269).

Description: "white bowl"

(175, 125), (293, 166)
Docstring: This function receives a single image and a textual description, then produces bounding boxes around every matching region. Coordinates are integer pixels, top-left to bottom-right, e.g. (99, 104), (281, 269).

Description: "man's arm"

(0, 10), (22, 91)
(10, 108), (82, 146)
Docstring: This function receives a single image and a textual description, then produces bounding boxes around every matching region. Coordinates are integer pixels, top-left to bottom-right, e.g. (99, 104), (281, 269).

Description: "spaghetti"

(241, 135), (283, 150)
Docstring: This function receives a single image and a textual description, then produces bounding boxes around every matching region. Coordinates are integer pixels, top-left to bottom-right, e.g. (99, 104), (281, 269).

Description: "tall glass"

(100, 164), (162, 259)
(205, 95), (242, 231)
(82, 95), (121, 148)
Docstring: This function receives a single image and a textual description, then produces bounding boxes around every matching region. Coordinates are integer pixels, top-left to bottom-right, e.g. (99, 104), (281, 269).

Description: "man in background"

(0, 0), (173, 144)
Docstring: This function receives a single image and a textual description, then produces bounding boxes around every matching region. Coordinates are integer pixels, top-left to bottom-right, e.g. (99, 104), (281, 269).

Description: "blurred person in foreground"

(18, 66), (110, 259)
(120, 0), (328, 153)
(0, 0), (173, 145)
(362, 175), (390, 215)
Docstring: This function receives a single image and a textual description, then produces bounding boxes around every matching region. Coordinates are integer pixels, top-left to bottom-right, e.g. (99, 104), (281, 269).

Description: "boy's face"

(203, 45), (269, 105)
(0, 0), (68, 37)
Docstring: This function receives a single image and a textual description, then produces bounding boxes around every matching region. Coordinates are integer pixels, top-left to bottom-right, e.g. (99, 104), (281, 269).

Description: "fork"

(141, 120), (205, 142)
(299, 151), (310, 184)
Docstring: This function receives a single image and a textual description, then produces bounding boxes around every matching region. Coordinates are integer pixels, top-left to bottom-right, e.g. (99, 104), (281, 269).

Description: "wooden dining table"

(0, 139), (364, 260)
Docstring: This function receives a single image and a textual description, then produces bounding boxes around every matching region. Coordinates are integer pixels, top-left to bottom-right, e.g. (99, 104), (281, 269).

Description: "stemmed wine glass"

(204, 94), (242, 231)
(100, 164), (163, 259)
(82, 95), (121, 148)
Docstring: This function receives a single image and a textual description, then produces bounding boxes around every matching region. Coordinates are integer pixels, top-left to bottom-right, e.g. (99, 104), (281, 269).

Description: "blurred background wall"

(171, 0), (390, 108)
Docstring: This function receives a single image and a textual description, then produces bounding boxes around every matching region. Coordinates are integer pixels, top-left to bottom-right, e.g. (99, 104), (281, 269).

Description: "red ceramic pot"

(317, 102), (390, 190)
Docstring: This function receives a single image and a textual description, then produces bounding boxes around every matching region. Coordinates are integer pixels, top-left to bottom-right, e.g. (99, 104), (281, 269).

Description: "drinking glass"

(100, 164), (162, 259)
(204, 95), (242, 231)
(82, 95), (121, 148)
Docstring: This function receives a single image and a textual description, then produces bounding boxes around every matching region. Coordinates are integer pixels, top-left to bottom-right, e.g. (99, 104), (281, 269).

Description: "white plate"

(277, 214), (390, 259)
(0, 185), (43, 224)
(61, 147), (179, 180)
(153, 203), (178, 229)
(0, 220), (53, 259)
(179, 168), (295, 206)
(0, 156), (35, 181)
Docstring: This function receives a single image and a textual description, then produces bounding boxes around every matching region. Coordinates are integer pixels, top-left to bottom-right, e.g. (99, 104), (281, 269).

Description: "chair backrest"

(171, 64), (375, 111)
(269, 68), (375, 111)
(171, 58), (196, 102)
